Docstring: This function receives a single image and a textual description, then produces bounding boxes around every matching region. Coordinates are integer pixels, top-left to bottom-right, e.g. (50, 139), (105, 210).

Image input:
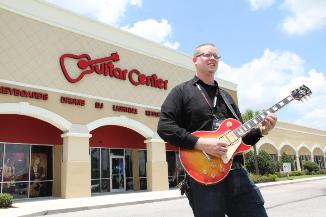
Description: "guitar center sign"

(60, 52), (168, 90)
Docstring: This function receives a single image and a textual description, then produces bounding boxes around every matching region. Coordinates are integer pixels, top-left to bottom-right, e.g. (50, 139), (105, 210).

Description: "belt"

(230, 161), (243, 170)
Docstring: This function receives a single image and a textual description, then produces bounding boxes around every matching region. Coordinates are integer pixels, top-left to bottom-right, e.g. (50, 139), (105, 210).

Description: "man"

(157, 43), (277, 217)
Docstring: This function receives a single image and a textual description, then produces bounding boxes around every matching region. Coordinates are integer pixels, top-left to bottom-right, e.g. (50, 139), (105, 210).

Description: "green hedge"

(249, 173), (278, 183)
(0, 193), (13, 208)
(289, 170), (303, 176)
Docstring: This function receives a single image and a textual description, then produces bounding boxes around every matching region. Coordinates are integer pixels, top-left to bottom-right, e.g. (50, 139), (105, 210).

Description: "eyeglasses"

(196, 53), (221, 60)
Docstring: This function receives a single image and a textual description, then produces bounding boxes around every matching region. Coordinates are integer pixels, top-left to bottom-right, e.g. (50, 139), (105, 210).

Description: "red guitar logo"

(60, 52), (120, 83)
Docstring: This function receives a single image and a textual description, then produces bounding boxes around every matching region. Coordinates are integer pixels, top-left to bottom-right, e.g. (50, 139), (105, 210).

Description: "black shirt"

(157, 76), (262, 151)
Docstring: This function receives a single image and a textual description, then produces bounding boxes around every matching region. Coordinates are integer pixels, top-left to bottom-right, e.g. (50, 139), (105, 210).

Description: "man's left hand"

(260, 113), (277, 135)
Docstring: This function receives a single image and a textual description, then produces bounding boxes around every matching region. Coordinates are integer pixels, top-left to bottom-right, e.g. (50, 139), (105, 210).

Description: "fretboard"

(234, 94), (295, 138)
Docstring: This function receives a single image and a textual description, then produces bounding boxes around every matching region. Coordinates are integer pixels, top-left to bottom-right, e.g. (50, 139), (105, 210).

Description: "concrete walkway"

(1, 176), (326, 217)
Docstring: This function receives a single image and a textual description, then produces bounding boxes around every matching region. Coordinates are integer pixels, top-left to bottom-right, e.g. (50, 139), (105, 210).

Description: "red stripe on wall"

(90, 125), (146, 149)
(0, 114), (63, 145)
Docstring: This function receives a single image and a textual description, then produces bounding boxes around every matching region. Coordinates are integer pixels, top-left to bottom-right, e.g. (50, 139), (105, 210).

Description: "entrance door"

(110, 156), (125, 192)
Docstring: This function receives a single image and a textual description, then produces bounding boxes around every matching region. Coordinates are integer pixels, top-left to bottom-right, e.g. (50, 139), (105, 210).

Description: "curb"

(257, 176), (326, 189)
(18, 196), (185, 217)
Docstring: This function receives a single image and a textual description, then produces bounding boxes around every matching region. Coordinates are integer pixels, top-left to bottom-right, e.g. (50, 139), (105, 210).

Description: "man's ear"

(192, 56), (197, 64)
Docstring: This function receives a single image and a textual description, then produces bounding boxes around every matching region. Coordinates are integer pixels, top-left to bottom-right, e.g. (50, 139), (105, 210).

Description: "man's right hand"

(194, 137), (228, 157)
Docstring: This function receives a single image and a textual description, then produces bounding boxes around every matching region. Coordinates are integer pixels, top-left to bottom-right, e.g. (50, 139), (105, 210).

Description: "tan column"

(61, 125), (92, 198)
(145, 138), (169, 191)
(295, 153), (301, 171)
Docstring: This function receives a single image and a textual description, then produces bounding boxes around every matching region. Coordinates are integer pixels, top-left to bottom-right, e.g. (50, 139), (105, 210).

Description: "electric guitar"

(179, 85), (312, 185)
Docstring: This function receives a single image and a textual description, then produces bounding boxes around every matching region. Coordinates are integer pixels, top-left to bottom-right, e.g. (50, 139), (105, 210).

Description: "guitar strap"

(219, 89), (241, 121)
(196, 83), (241, 122)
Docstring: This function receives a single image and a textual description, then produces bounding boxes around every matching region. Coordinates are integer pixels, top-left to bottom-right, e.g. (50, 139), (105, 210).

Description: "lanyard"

(195, 83), (218, 113)
(196, 82), (241, 122)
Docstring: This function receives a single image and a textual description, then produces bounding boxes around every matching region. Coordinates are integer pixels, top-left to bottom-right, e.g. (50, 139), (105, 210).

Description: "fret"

(248, 120), (256, 128)
(234, 130), (241, 137)
(279, 101), (284, 107)
(255, 116), (263, 122)
(266, 108), (274, 113)
(287, 96), (293, 101)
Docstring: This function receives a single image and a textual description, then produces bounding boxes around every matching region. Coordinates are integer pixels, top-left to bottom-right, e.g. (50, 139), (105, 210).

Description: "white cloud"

(46, 0), (179, 48)
(280, 0), (326, 35)
(248, 0), (275, 10)
(122, 19), (180, 49)
(217, 49), (326, 130)
(46, 0), (142, 26)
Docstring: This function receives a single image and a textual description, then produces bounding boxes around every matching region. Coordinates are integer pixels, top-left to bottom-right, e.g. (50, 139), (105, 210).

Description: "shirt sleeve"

(157, 86), (199, 149)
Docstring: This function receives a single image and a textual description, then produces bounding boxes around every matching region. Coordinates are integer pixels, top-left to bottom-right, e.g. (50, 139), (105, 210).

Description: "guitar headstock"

(291, 85), (312, 101)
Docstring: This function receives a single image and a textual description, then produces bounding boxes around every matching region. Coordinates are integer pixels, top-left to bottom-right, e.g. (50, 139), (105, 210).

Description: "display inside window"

(125, 150), (133, 178)
(2, 182), (28, 199)
(139, 150), (147, 177)
(4, 144), (29, 182)
(126, 178), (134, 191)
(100, 179), (110, 192)
(0, 144), (53, 198)
(91, 179), (100, 193)
(101, 148), (110, 178)
(139, 177), (147, 190)
(91, 148), (100, 179)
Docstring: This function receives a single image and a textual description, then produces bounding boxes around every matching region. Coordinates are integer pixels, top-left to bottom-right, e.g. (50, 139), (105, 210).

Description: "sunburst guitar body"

(179, 118), (250, 185)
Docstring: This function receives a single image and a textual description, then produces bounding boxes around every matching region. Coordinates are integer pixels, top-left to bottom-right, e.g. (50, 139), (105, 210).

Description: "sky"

(45, 0), (326, 131)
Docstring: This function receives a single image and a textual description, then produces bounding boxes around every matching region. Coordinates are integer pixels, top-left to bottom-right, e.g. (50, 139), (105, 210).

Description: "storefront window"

(2, 144), (29, 198)
(30, 145), (53, 198)
(0, 144), (53, 198)
(110, 149), (124, 156)
(91, 148), (101, 193)
(91, 148), (100, 179)
(139, 150), (147, 190)
(176, 152), (186, 184)
(166, 151), (185, 188)
(101, 148), (110, 193)
(125, 150), (133, 191)
(101, 149), (110, 179)
(90, 148), (147, 193)
(166, 151), (177, 187)
(91, 179), (100, 193)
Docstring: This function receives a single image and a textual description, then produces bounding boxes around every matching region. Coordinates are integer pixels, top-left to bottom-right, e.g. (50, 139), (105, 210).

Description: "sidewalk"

(1, 176), (326, 217)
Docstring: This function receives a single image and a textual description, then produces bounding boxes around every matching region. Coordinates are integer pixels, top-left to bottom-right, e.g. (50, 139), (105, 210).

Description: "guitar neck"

(234, 94), (295, 138)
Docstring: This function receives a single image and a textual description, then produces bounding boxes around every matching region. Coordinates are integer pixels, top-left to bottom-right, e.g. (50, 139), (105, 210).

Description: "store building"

(0, 0), (325, 200)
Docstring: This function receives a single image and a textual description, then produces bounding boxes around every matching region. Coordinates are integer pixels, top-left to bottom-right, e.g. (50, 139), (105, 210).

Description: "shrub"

(249, 173), (277, 183)
(0, 193), (13, 208)
(289, 170), (303, 176)
(280, 153), (294, 164)
(303, 161), (320, 173)
(244, 150), (280, 175)
(318, 169), (326, 174)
